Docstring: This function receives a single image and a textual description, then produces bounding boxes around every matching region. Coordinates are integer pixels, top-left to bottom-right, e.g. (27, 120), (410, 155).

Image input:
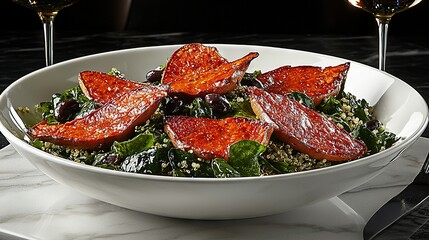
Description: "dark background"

(2, 0), (428, 35)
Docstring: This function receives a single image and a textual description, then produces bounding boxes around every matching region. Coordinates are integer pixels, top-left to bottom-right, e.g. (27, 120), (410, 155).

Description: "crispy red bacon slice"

(164, 116), (274, 160)
(246, 87), (367, 161)
(79, 71), (145, 105)
(162, 43), (259, 96)
(28, 85), (169, 150)
(256, 62), (350, 106)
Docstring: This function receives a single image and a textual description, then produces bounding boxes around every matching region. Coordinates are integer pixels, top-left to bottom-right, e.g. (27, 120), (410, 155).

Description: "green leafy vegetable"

(108, 67), (125, 79)
(230, 98), (257, 119)
(287, 92), (315, 109)
(111, 133), (155, 158)
(167, 149), (214, 177)
(35, 101), (57, 124)
(189, 97), (214, 118)
(228, 140), (266, 177)
(211, 158), (241, 178)
(319, 96), (343, 115)
(121, 148), (164, 174)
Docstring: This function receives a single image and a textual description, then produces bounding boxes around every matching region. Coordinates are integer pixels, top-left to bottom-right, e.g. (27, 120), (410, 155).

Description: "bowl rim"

(0, 43), (428, 183)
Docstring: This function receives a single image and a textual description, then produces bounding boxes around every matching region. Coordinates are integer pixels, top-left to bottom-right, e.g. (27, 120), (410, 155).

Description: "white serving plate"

(0, 44), (427, 220)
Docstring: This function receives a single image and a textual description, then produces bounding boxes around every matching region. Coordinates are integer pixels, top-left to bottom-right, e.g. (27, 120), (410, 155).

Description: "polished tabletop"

(0, 30), (429, 239)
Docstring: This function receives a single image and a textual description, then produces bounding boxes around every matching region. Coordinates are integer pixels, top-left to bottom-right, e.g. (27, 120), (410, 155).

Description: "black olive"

(146, 69), (163, 83)
(54, 99), (81, 123)
(365, 119), (381, 131)
(204, 93), (232, 114)
(164, 96), (187, 115)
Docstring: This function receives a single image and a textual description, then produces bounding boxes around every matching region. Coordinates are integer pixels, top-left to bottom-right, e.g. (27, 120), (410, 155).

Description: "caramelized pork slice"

(246, 87), (367, 161)
(256, 62), (350, 106)
(79, 71), (145, 105)
(28, 84), (169, 150)
(162, 43), (259, 96)
(164, 116), (274, 160)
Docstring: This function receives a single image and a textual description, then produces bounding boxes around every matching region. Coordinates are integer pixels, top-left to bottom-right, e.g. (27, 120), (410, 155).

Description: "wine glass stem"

(43, 20), (53, 66)
(376, 17), (390, 71)
(39, 13), (57, 67)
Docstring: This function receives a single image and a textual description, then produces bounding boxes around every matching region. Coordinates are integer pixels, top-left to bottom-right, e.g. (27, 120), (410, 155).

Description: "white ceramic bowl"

(0, 44), (427, 220)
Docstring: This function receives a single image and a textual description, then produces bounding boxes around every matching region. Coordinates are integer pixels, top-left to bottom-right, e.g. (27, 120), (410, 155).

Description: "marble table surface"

(0, 31), (429, 239)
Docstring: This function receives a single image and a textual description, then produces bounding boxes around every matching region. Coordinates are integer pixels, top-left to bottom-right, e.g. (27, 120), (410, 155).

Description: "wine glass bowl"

(11, 0), (80, 66)
(346, 0), (422, 71)
(347, 0), (422, 18)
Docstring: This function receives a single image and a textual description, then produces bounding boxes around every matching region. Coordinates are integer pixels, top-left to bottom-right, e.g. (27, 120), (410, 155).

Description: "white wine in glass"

(12, 0), (80, 66)
(346, 0), (422, 71)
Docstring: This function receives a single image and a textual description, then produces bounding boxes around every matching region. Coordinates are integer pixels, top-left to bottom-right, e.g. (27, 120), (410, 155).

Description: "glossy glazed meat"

(246, 87), (367, 161)
(256, 62), (350, 106)
(28, 85), (169, 150)
(164, 116), (274, 160)
(162, 43), (259, 96)
(79, 71), (145, 105)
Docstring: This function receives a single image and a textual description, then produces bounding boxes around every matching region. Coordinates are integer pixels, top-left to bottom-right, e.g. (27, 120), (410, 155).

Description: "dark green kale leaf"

(240, 70), (263, 88)
(225, 88), (257, 119)
(318, 96), (343, 115)
(121, 148), (167, 174)
(260, 157), (293, 174)
(287, 92), (315, 109)
(351, 124), (400, 156)
(167, 149), (214, 177)
(379, 131), (399, 149)
(75, 101), (98, 119)
(189, 97), (214, 118)
(35, 101), (57, 124)
(211, 158), (241, 178)
(325, 113), (352, 132)
(111, 133), (155, 158)
(347, 93), (370, 123)
(228, 140), (266, 177)
(352, 126), (378, 154)
(108, 67), (125, 79)
(229, 98), (256, 119)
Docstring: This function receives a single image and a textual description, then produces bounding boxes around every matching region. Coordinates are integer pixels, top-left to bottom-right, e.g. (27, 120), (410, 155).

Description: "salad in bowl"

(0, 43), (425, 219)
(23, 43), (398, 178)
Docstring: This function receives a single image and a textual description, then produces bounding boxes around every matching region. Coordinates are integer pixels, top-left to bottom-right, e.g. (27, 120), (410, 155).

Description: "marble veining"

(0, 138), (427, 240)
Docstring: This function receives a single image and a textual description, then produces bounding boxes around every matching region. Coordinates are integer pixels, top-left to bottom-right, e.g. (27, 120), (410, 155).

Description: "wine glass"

(12, 0), (80, 66)
(345, 0), (422, 71)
